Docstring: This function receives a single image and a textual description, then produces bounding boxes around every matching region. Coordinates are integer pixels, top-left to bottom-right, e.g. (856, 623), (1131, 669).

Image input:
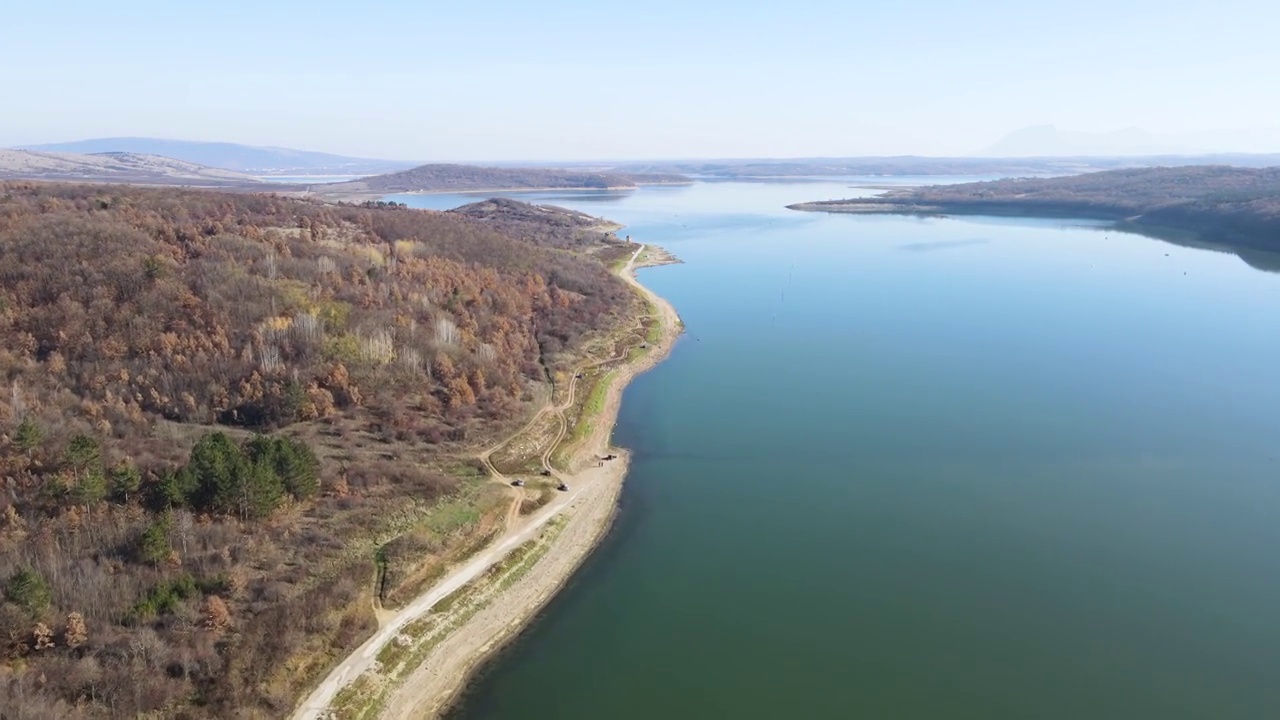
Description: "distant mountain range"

(614, 153), (1280, 179)
(0, 149), (262, 185)
(6, 135), (1280, 194)
(20, 137), (417, 175)
(616, 157), (1098, 177)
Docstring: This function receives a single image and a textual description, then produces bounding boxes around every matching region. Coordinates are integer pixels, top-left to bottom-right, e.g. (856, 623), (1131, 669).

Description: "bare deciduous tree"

(258, 343), (283, 373)
(175, 511), (193, 558)
(434, 317), (459, 346)
(292, 312), (323, 347)
(398, 348), (422, 375)
(10, 379), (25, 422)
(360, 328), (394, 365)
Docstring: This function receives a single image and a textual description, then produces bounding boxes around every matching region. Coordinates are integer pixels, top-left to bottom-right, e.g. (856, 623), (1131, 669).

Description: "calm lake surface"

(256, 175), (368, 184)
(392, 182), (1280, 719)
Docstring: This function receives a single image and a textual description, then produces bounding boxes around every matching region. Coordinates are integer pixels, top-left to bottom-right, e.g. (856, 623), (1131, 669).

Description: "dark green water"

(394, 182), (1280, 719)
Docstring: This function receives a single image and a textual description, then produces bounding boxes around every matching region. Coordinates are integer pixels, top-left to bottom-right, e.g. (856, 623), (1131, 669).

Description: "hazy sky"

(6, 0), (1280, 161)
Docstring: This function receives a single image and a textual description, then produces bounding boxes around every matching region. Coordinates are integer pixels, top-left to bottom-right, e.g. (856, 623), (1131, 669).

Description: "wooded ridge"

(789, 166), (1280, 253)
(0, 182), (641, 717)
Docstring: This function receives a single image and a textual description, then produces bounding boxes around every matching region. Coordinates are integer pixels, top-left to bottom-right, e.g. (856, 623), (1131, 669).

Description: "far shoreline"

(305, 180), (694, 204)
(788, 200), (1280, 273)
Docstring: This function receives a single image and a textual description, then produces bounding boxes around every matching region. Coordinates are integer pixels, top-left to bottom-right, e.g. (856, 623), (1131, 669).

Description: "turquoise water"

(398, 182), (1280, 719)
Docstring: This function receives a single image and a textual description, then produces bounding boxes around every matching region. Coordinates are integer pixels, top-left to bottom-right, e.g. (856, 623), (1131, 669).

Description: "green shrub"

(5, 568), (51, 616)
(152, 432), (322, 519)
(75, 467), (108, 505)
(110, 462), (142, 504)
(137, 512), (172, 565)
(130, 573), (231, 620)
(247, 435), (321, 500)
(64, 434), (100, 470)
(142, 255), (165, 280)
(14, 418), (41, 454)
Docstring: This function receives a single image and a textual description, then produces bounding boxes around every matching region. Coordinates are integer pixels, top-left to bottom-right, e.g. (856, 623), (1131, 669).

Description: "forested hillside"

(789, 166), (1280, 252)
(0, 183), (639, 717)
(448, 198), (624, 250)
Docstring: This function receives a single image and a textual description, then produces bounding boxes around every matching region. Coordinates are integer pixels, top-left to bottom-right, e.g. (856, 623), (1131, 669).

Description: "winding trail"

(481, 244), (648, 534)
(482, 243), (649, 482)
(292, 243), (678, 720)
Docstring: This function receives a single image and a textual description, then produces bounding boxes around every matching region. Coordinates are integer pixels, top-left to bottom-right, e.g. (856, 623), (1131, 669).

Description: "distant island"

(313, 163), (688, 199)
(789, 166), (1280, 257)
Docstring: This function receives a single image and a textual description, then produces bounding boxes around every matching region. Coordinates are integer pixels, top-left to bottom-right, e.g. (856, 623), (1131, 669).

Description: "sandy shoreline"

(382, 456), (628, 720)
(293, 244), (682, 719)
(390, 246), (681, 719)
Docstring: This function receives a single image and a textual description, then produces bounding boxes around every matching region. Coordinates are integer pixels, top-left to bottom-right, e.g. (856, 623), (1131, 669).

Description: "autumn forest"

(0, 182), (641, 717)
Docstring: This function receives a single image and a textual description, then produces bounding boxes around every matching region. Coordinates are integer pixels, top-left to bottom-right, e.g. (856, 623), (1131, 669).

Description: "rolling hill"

(0, 149), (261, 185)
(22, 137), (417, 175)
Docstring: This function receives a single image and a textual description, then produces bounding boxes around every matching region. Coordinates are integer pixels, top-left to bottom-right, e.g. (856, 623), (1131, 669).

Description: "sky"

(5, 0), (1280, 161)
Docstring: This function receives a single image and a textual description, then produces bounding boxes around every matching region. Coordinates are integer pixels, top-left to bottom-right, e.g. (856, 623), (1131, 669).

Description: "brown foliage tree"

(0, 182), (639, 716)
(64, 611), (87, 649)
(203, 595), (231, 635)
(33, 621), (54, 650)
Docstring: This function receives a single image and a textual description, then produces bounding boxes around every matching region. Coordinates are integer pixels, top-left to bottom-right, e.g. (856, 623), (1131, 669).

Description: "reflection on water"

(898, 238), (990, 252)
(256, 175), (367, 183)
(441, 180), (1280, 720)
(1120, 221), (1280, 274)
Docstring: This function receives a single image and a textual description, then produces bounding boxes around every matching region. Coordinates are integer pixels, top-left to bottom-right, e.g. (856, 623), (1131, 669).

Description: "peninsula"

(0, 182), (679, 718)
(788, 166), (1280, 255)
(313, 163), (688, 200)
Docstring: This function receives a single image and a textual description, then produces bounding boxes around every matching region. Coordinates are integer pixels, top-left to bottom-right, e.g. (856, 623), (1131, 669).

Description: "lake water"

(393, 182), (1280, 719)
(255, 175), (367, 184)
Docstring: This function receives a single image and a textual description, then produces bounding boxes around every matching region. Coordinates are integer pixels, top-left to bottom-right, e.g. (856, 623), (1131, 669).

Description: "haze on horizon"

(5, 0), (1280, 162)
